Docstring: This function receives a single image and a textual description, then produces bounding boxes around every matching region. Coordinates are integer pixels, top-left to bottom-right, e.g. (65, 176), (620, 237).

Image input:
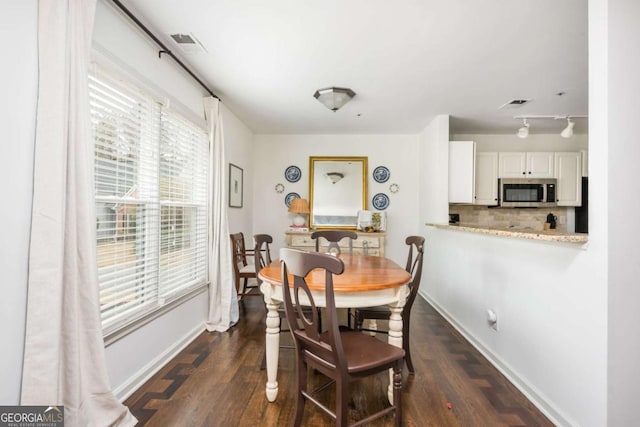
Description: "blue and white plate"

(284, 165), (302, 183)
(373, 166), (390, 183)
(372, 193), (390, 210)
(285, 192), (300, 207)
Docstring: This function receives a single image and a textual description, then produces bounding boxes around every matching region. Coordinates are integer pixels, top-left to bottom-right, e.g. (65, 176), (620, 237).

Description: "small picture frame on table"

(229, 163), (243, 208)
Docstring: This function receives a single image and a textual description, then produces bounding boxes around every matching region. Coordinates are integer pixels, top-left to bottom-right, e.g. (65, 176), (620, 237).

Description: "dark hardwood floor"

(124, 296), (554, 426)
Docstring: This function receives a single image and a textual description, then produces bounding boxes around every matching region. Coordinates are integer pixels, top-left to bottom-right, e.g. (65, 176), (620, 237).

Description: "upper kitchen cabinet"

(499, 152), (554, 178)
(554, 152), (582, 206)
(449, 141), (475, 204)
(475, 152), (499, 205)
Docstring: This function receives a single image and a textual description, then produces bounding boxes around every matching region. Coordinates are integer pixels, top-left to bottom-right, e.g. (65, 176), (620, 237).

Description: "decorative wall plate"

(372, 193), (390, 210)
(285, 192), (300, 207)
(284, 165), (302, 183)
(389, 183), (400, 194)
(373, 166), (390, 183)
(275, 183), (285, 193)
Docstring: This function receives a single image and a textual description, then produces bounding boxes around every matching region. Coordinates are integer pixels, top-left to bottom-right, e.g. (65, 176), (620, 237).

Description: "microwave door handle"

(541, 185), (546, 202)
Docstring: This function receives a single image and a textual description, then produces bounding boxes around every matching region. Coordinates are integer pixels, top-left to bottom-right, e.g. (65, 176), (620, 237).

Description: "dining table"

(258, 253), (412, 404)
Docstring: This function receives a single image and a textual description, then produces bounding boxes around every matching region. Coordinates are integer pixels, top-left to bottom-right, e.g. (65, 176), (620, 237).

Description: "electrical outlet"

(486, 309), (498, 331)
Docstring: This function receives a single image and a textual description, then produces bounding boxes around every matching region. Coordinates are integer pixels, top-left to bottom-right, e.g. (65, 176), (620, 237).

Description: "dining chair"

(281, 248), (404, 427)
(354, 235), (425, 374)
(310, 230), (358, 255)
(230, 232), (260, 297)
(255, 234), (321, 370)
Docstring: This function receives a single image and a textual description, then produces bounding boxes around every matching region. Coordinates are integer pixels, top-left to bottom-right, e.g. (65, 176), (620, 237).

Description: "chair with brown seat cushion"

(230, 232), (260, 297)
(354, 235), (425, 374)
(310, 230), (358, 255)
(281, 248), (404, 426)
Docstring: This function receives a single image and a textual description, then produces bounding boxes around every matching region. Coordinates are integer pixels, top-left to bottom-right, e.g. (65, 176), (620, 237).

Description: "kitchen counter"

(427, 223), (589, 244)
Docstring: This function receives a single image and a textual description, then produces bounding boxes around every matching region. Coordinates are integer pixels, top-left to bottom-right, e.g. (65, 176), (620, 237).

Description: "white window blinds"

(159, 111), (208, 298)
(89, 69), (209, 334)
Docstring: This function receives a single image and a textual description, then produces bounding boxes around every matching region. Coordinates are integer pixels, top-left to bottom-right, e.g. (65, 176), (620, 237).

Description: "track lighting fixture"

(513, 115), (586, 138)
(560, 118), (575, 138)
(517, 119), (530, 139)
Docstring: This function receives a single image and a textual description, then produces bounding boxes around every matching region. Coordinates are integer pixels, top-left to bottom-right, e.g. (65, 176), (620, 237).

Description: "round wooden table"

(258, 254), (411, 403)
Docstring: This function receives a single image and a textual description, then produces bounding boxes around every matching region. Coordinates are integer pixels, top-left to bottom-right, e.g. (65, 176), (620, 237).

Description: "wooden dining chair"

(255, 235), (321, 370)
(281, 248), (404, 427)
(354, 235), (425, 374)
(230, 232), (260, 297)
(310, 230), (358, 255)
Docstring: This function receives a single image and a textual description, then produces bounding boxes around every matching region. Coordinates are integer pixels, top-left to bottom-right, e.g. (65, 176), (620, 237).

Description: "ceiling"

(117, 0), (588, 136)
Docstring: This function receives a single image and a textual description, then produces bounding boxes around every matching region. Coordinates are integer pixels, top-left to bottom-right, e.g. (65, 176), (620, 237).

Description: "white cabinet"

(554, 152), (582, 206)
(499, 152), (554, 178)
(498, 152), (526, 178)
(474, 152), (499, 205)
(449, 141), (476, 204)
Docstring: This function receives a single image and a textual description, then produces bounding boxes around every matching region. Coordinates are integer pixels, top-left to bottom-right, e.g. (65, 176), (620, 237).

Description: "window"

(89, 69), (209, 335)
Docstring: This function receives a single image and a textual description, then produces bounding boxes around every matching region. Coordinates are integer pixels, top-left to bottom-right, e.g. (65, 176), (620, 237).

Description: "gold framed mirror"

(309, 156), (368, 229)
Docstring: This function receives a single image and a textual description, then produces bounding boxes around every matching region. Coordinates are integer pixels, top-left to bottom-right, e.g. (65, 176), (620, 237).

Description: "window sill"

(104, 283), (209, 347)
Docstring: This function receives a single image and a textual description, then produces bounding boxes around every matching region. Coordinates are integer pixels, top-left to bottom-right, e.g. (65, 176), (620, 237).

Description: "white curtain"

(204, 97), (239, 331)
(21, 1), (136, 425)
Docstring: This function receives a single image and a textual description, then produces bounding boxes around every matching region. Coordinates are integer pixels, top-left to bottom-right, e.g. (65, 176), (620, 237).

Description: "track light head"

(560, 118), (575, 138)
(514, 115), (585, 138)
(517, 119), (530, 139)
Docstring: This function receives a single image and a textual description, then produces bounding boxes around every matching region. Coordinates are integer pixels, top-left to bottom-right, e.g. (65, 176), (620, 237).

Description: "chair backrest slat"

(404, 236), (425, 310)
(310, 230), (358, 255)
(230, 232), (249, 266)
(254, 234), (273, 285)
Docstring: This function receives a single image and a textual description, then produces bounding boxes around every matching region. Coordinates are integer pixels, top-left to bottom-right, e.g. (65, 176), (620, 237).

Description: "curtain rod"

(111, 0), (220, 100)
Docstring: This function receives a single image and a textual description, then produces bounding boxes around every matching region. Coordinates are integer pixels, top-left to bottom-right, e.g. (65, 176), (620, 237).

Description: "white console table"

(285, 230), (386, 256)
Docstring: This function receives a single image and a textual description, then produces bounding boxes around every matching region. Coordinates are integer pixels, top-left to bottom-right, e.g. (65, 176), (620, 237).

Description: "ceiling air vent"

(169, 33), (207, 54)
(498, 99), (532, 109)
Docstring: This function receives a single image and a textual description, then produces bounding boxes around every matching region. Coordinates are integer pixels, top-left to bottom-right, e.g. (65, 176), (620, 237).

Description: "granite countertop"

(427, 223), (589, 244)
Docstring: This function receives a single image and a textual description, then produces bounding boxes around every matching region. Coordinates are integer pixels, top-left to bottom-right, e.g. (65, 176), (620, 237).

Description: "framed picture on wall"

(229, 163), (243, 208)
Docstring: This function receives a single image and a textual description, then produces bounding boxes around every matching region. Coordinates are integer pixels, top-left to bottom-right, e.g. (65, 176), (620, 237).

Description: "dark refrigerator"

(575, 177), (588, 233)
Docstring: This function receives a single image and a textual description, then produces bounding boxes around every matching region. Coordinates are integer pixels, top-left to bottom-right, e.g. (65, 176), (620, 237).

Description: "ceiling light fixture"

(326, 172), (344, 184)
(517, 119), (530, 139)
(560, 118), (575, 138)
(513, 115), (587, 138)
(313, 87), (356, 112)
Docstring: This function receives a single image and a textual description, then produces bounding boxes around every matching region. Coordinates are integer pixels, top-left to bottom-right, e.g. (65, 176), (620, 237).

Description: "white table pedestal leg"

(387, 305), (403, 404)
(264, 299), (281, 402)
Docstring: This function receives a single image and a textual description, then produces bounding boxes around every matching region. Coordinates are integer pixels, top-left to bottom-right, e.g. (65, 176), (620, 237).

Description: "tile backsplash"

(449, 205), (568, 232)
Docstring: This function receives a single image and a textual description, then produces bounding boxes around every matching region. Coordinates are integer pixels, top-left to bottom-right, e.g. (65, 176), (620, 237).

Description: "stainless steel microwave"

(499, 178), (557, 207)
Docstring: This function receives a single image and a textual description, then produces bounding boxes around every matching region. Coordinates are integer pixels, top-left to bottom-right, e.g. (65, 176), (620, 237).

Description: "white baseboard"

(112, 323), (206, 401)
(418, 290), (574, 427)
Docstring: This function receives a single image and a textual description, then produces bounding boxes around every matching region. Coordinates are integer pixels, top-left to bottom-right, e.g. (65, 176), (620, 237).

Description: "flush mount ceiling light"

(513, 115), (587, 138)
(326, 172), (344, 184)
(560, 118), (575, 138)
(313, 87), (356, 112)
(517, 119), (530, 139)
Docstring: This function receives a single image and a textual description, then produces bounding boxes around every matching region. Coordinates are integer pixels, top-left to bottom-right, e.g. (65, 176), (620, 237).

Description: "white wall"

(606, 0), (640, 424)
(223, 105), (255, 236)
(418, 115), (450, 225)
(422, 229), (606, 426)
(252, 134), (419, 265)
(0, 0), (37, 405)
